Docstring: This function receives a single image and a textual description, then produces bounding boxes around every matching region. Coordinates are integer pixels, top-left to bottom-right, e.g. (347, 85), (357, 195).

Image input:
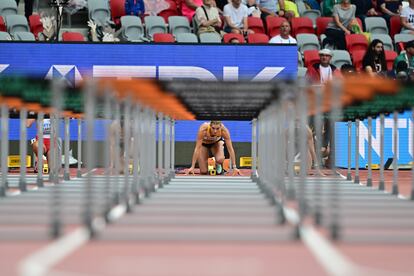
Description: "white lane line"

(18, 227), (90, 276)
(300, 226), (361, 276)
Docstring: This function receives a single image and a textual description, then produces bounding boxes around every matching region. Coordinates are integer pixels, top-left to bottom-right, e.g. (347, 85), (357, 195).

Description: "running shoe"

(216, 164), (223, 175)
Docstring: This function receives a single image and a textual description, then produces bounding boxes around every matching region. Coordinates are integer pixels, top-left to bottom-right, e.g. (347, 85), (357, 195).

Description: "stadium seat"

(296, 0), (307, 15)
(351, 50), (366, 71)
(247, 17), (265, 34)
(303, 49), (320, 67)
(301, 9), (321, 28)
(247, 33), (269, 43)
(62, 31), (85, 41)
(158, 0), (179, 23)
(0, 0), (18, 17)
(0, 16), (6, 32)
(153, 33), (175, 42)
(266, 16), (287, 38)
(345, 34), (368, 54)
(297, 66), (308, 78)
(298, 51), (304, 67)
(384, 50), (397, 70)
(4, 15), (29, 35)
(168, 16), (191, 35)
(394, 33), (414, 51)
(88, 0), (112, 26)
(199, 32), (222, 43)
(331, 50), (352, 68)
(223, 33), (245, 43)
(0, 31), (11, 40)
(370, 33), (393, 51)
(297, 33), (320, 54)
(12, 31), (35, 41)
(176, 33), (198, 43)
(365, 17), (388, 34)
(291, 17), (314, 37)
(145, 16), (167, 40)
(390, 16), (402, 38)
(316, 17), (333, 37)
(120, 15), (145, 41)
(110, 0), (125, 26)
(28, 15), (43, 39)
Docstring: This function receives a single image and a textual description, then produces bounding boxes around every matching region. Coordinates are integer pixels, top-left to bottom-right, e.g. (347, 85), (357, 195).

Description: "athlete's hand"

(186, 166), (195, 175)
(231, 168), (242, 176)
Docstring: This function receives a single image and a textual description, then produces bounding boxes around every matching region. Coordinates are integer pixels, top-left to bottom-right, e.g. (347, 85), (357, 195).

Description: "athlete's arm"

(190, 129), (204, 169)
(222, 127), (241, 175)
(26, 119), (36, 128)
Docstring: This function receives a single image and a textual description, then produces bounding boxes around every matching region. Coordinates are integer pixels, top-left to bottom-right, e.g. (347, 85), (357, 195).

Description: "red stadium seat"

(316, 17), (333, 37)
(351, 50), (366, 71)
(304, 49), (320, 67)
(28, 14), (43, 39)
(110, 0), (126, 26)
(62, 32), (85, 42)
(0, 16), (5, 32)
(158, 0), (179, 23)
(223, 33), (245, 43)
(291, 17), (314, 37)
(153, 33), (175, 42)
(247, 17), (265, 34)
(247, 33), (269, 43)
(266, 16), (287, 38)
(384, 50), (397, 70)
(390, 16), (402, 39)
(345, 34), (368, 55)
(355, 17), (363, 31)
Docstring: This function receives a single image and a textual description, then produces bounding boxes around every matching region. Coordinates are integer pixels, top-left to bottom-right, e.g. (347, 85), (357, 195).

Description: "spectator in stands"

(15, 0), (33, 19)
(324, 0), (357, 50)
(216, 0), (230, 12)
(223, 0), (253, 35)
(256, 0), (293, 21)
(378, 0), (402, 28)
(125, 0), (145, 17)
(351, 0), (378, 28)
(322, 0), (340, 16)
(229, 37), (241, 42)
(195, 0), (222, 35)
(306, 49), (342, 83)
(38, 12), (57, 42)
(341, 63), (357, 75)
(393, 40), (414, 76)
(246, 0), (261, 17)
(362, 39), (388, 76)
(400, 0), (414, 34)
(269, 20), (296, 43)
(88, 20), (121, 42)
(182, 0), (203, 22)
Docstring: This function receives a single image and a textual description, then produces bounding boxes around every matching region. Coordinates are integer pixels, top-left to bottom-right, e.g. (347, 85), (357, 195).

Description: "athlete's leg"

(197, 146), (209, 174)
(211, 140), (225, 165)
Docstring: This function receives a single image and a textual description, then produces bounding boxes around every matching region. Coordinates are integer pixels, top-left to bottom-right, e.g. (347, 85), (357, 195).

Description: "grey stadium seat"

(298, 51), (304, 67)
(0, 0), (18, 17)
(297, 66), (308, 78)
(88, 0), (112, 26)
(301, 9), (321, 28)
(175, 33), (198, 43)
(168, 16), (191, 35)
(144, 16), (167, 40)
(331, 50), (352, 68)
(394, 33), (414, 45)
(199, 32), (222, 43)
(370, 34), (393, 51)
(297, 33), (320, 54)
(4, 15), (29, 35)
(0, 31), (12, 40)
(13, 31), (35, 41)
(120, 15), (145, 42)
(365, 17), (388, 34)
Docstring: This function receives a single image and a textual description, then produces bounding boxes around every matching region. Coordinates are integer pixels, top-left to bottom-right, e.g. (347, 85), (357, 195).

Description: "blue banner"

(0, 42), (297, 83)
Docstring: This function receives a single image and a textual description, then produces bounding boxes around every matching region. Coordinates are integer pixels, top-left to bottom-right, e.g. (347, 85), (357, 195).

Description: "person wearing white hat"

(306, 49), (342, 84)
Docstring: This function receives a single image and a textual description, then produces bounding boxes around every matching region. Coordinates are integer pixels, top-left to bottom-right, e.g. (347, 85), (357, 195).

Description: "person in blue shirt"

(125, 0), (145, 17)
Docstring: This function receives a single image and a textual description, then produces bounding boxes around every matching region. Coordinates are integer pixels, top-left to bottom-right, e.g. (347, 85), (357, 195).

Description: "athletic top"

(202, 124), (223, 144)
(43, 119), (51, 138)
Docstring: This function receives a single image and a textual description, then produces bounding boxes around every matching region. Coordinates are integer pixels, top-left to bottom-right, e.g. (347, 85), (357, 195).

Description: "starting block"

(7, 155), (31, 168)
(365, 164), (380, 170)
(207, 157), (230, 175)
(43, 164), (49, 174)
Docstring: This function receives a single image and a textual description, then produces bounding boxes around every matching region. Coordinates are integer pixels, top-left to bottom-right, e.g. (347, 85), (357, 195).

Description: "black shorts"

(202, 138), (225, 149)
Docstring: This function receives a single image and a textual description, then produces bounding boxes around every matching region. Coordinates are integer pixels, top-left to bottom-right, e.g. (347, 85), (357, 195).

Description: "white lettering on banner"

(92, 66), (286, 80)
(93, 66), (156, 79)
(359, 118), (410, 159)
(0, 64), (9, 74)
